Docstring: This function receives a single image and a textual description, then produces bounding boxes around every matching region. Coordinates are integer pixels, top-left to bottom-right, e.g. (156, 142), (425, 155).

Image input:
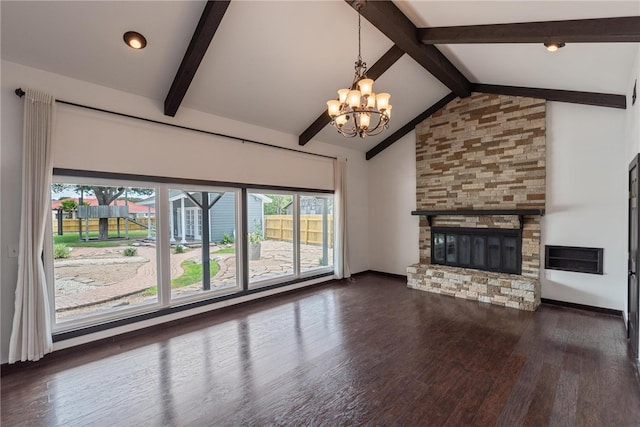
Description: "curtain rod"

(14, 88), (337, 161)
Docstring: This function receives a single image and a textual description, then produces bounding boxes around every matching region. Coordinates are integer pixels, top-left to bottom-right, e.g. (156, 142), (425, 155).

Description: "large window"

(49, 175), (333, 333)
(50, 180), (159, 324)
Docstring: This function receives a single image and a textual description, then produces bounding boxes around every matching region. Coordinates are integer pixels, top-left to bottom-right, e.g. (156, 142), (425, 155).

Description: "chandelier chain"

(353, 10), (366, 89)
(325, 0), (392, 138)
(358, 11), (362, 63)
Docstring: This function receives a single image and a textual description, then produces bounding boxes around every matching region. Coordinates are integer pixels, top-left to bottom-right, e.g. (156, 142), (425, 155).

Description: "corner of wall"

(367, 132), (419, 276)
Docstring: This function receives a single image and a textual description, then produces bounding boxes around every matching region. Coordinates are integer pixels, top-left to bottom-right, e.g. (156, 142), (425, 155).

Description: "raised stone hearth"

(407, 264), (540, 311)
(409, 92), (546, 311)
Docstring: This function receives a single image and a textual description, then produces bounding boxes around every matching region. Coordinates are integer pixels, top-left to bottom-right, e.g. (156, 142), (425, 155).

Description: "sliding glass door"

(49, 175), (333, 334)
(168, 187), (241, 301)
(247, 191), (295, 287)
(299, 195), (334, 274)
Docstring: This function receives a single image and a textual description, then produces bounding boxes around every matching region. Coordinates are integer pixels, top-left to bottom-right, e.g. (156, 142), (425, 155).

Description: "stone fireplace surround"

(407, 93), (546, 311)
(408, 213), (542, 311)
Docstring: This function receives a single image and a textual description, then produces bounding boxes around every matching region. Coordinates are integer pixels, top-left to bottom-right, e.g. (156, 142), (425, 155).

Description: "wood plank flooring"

(2, 273), (639, 426)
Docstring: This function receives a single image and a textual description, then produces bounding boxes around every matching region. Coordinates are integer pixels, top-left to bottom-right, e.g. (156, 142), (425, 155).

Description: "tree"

(263, 194), (293, 215)
(93, 186), (127, 240)
(60, 199), (78, 219)
(52, 184), (153, 240)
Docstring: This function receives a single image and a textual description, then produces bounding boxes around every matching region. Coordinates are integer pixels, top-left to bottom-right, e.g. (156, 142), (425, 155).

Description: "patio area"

(53, 239), (333, 320)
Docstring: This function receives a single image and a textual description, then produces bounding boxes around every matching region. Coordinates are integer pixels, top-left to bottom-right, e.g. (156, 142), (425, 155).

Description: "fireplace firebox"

(431, 227), (522, 275)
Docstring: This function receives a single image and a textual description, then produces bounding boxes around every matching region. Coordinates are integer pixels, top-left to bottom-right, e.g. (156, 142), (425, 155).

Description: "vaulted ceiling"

(2, 1), (639, 158)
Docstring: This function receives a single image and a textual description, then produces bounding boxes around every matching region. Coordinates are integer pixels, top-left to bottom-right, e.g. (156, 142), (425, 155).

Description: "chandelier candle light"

(327, 1), (391, 138)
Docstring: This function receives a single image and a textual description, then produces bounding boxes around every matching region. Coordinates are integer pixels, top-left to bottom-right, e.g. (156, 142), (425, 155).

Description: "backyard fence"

(53, 217), (156, 234)
(77, 205), (129, 218)
(55, 214), (328, 243)
(265, 215), (333, 246)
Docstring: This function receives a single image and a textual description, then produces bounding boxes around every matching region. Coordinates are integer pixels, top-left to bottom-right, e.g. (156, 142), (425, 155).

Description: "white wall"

(0, 60), (369, 364)
(368, 133), (419, 275)
(542, 102), (627, 310)
(626, 45), (640, 163)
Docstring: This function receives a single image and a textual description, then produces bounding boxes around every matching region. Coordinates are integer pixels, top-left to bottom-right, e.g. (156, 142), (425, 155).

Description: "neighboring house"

(51, 197), (155, 220)
(138, 191), (270, 243)
(283, 197), (333, 215)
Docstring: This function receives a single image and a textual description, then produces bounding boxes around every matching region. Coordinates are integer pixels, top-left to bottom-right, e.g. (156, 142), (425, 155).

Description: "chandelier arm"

(331, 109), (389, 138)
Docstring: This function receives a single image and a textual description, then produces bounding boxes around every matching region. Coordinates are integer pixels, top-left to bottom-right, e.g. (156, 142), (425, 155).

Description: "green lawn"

(142, 259), (220, 296)
(53, 230), (150, 247)
(214, 247), (236, 254)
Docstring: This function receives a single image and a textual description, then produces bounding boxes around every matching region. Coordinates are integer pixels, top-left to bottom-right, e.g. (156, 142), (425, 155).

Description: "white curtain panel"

(333, 156), (350, 279)
(9, 89), (55, 363)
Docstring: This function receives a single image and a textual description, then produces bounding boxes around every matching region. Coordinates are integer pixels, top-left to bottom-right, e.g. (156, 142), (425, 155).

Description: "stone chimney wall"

(408, 93), (546, 311)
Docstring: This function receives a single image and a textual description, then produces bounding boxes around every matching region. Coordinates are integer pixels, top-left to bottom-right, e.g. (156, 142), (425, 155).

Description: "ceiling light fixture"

(123, 31), (147, 50)
(326, 0), (391, 138)
(544, 42), (565, 52)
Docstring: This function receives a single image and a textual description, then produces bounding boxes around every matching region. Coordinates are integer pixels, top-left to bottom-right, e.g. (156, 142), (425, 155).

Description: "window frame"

(298, 192), (335, 277)
(48, 169), (334, 337)
(246, 189), (298, 289)
(49, 175), (162, 333)
(246, 190), (335, 288)
(166, 185), (243, 304)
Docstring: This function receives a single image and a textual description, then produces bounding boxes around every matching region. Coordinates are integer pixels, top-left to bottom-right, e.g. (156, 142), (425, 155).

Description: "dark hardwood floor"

(2, 273), (639, 426)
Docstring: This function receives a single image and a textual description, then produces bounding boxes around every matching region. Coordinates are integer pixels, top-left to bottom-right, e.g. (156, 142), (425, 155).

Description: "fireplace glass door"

(472, 236), (486, 268)
(431, 227), (522, 275)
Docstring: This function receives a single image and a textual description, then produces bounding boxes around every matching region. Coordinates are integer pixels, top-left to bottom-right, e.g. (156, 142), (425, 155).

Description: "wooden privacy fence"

(54, 217), (156, 234)
(77, 205), (129, 218)
(265, 215), (333, 246)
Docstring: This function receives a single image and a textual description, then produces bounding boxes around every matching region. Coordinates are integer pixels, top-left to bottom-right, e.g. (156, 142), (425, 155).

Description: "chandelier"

(326, 1), (392, 138)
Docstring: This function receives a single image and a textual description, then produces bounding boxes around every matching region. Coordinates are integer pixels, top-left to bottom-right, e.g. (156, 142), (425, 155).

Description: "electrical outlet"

(8, 244), (19, 258)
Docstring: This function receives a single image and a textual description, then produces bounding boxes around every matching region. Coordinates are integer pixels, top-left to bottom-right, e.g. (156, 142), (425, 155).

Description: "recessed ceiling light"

(123, 31), (147, 50)
(544, 42), (565, 52)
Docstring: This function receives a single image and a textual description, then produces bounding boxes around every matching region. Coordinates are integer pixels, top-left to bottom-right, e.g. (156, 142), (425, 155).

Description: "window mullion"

(157, 185), (171, 307)
(241, 189), (249, 291)
(293, 194), (301, 276)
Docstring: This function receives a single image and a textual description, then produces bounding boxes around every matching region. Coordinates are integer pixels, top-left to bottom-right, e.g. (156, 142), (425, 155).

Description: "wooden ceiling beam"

(472, 83), (626, 109)
(366, 92), (457, 160)
(298, 45), (405, 146)
(366, 82), (626, 160)
(418, 16), (640, 44)
(164, 1), (231, 117)
(345, 0), (471, 98)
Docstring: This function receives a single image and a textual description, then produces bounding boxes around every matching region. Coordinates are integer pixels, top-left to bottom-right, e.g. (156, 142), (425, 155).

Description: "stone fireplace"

(407, 93), (546, 311)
